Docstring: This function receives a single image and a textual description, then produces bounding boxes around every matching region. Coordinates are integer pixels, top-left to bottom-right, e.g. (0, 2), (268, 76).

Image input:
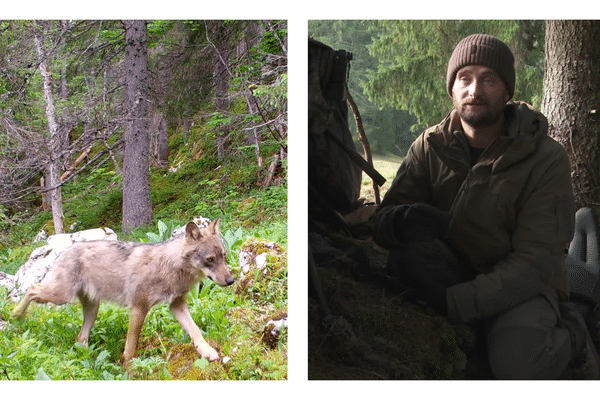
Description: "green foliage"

(223, 225), (243, 254)
(257, 27), (287, 54)
(0, 206), (287, 380)
(147, 20), (174, 42)
(207, 112), (232, 128)
(146, 220), (178, 243)
(364, 20), (544, 129)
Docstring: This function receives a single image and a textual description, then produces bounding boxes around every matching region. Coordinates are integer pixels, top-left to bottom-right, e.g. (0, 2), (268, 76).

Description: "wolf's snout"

(208, 274), (235, 286)
(224, 275), (235, 286)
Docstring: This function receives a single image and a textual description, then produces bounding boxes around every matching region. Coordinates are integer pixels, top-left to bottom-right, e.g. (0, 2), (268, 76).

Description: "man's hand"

(402, 280), (448, 315)
(394, 203), (452, 243)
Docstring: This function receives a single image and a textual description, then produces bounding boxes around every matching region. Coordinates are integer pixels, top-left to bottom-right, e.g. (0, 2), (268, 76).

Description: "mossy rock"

(235, 238), (287, 300)
(260, 309), (288, 349)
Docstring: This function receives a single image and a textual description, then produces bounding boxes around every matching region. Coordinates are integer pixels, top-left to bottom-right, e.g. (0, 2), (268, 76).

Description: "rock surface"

(1, 227), (117, 301)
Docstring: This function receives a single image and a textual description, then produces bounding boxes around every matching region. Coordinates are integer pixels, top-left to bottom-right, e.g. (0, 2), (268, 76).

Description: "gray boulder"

(2, 227), (117, 302)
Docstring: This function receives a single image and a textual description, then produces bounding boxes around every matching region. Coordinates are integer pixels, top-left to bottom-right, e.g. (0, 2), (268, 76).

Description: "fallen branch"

(60, 144), (92, 181)
(262, 153), (280, 188)
(43, 138), (124, 192)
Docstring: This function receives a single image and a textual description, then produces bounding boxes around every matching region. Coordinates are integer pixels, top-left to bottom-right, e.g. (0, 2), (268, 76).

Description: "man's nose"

(468, 79), (482, 97)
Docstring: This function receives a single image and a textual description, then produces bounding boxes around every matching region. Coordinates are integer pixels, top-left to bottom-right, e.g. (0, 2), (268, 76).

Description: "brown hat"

(446, 34), (515, 98)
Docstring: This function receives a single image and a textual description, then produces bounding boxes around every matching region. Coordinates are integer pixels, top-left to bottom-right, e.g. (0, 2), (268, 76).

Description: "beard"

(455, 99), (506, 128)
(457, 103), (505, 128)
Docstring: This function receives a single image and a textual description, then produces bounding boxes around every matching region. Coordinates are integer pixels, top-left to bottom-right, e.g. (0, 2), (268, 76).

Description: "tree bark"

(122, 20), (152, 232)
(156, 114), (169, 168)
(206, 21), (231, 161)
(542, 20), (600, 209)
(34, 24), (65, 234)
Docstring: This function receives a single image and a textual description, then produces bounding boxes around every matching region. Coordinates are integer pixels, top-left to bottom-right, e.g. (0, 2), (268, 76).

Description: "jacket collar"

(427, 101), (547, 173)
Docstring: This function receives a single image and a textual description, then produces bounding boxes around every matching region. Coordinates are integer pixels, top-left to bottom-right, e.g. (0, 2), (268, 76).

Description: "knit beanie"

(446, 34), (515, 99)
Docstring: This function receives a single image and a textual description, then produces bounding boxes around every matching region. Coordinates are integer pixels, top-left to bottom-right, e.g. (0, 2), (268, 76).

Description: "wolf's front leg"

(170, 295), (220, 362)
(123, 303), (149, 367)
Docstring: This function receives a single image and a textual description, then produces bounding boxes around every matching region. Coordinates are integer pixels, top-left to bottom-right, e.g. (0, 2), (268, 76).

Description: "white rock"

(5, 227), (117, 302)
(70, 227), (117, 243)
(265, 317), (288, 336)
(0, 271), (16, 293)
(171, 216), (211, 238)
(238, 240), (282, 278)
(33, 230), (48, 243)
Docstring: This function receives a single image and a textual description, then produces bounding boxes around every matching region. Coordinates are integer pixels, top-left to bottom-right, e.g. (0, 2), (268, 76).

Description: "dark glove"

(393, 203), (452, 243)
(403, 280), (448, 315)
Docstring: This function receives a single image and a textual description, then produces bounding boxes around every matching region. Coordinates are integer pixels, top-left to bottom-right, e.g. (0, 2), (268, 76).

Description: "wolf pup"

(12, 218), (234, 367)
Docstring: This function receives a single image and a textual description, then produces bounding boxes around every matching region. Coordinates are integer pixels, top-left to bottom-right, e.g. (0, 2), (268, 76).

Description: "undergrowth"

(0, 215), (287, 380)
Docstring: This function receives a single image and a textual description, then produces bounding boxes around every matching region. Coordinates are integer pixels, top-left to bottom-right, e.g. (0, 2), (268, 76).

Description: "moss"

(167, 343), (204, 380)
(235, 238), (287, 300)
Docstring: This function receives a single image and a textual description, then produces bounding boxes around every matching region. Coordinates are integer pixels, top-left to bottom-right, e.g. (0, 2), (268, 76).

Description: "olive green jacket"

(374, 102), (575, 323)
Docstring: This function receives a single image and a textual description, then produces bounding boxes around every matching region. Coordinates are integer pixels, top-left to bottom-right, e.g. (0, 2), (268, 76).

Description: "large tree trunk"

(34, 24), (65, 234)
(542, 20), (600, 209)
(208, 21), (231, 161)
(122, 20), (152, 233)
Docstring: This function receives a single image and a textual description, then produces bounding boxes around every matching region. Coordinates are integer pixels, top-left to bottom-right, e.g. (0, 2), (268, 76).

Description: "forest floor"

(307, 243), (493, 380)
(308, 153), (493, 380)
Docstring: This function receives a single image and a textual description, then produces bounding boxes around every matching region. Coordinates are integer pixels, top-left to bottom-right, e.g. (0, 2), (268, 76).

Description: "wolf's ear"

(185, 222), (202, 240)
(210, 217), (221, 234)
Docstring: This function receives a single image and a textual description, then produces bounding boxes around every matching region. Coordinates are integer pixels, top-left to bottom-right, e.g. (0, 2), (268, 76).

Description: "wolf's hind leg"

(11, 286), (37, 318)
(170, 295), (220, 362)
(12, 283), (73, 318)
(77, 294), (100, 346)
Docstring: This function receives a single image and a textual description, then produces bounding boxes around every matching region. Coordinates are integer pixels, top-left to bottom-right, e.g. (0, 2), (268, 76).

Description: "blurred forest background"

(308, 20), (545, 156)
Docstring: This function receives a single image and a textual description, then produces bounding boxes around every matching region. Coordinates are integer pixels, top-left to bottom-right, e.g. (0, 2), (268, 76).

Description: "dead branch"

(262, 153), (280, 188)
(60, 144), (92, 181)
(345, 88), (381, 205)
(43, 138), (124, 193)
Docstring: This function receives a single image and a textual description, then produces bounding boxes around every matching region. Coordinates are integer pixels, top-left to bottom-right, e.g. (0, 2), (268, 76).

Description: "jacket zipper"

(448, 167), (474, 232)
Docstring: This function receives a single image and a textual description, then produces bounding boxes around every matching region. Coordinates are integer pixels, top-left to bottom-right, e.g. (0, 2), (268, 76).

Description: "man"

(373, 33), (599, 379)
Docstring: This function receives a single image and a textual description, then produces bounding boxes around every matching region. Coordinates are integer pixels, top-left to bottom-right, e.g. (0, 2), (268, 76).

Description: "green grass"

(0, 219), (287, 380)
(360, 152), (402, 202)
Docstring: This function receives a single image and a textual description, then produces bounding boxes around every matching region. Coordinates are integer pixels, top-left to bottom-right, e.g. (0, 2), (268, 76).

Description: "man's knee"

(487, 323), (571, 379)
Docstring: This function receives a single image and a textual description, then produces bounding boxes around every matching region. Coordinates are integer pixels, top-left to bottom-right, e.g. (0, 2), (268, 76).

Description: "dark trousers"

(387, 240), (572, 379)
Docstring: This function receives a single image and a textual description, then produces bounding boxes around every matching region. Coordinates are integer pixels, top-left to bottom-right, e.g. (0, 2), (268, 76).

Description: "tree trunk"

(239, 20), (263, 164)
(542, 20), (600, 209)
(34, 24), (65, 234)
(156, 114), (169, 168)
(122, 20), (152, 233)
(244, 90), (262, 166)
(208, 21), (231, 161)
